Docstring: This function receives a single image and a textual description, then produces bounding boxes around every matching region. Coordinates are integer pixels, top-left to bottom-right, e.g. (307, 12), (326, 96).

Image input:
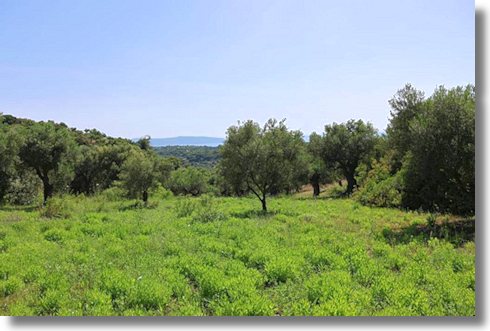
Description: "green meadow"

(0, 193), (475, 316)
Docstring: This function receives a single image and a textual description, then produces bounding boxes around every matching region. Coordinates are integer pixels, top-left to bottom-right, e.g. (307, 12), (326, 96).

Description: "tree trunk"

(313, 182), (320, 197)
(142, 190), (148, 206)
(261, 196), (267, 212)
(42, 179), (53, 206)
(311, 174), (320, 197)
(345, 174), (356, 195)
(310, 172), (320, 198)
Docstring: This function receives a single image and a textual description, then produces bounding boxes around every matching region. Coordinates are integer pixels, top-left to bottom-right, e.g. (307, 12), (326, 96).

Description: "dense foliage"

(354, 153), (405, 208)
(401, 86), (475, 215)
(355, 84), (475, 215)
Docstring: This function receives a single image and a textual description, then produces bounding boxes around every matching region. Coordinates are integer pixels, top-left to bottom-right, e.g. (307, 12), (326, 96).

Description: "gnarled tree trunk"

(42, 178), (53, 206)
(345, 173), (356, 195)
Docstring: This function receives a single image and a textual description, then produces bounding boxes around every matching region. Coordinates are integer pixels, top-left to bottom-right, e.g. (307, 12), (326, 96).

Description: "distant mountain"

(138, 134), (314, 147)
(144, 136), (225, 147)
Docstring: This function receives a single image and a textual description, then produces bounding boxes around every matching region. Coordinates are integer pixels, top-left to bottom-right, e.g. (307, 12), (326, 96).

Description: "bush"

(4, 171), (41, 205)
(40, 196), (73, 219)
(98, 186), (126, 202)
(174, 199), (196, 218)
(354, 157), (404, 208)
(44, 229), (65, 244)
(152, 185), (172, 200)
(192, 195), (227, 223)
(0, 277), (23, 297)
(325, 183), (346, 198)
(36, 289), (64, 316)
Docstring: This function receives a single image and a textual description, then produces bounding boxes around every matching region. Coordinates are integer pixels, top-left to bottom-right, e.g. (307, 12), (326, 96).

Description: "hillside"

(154, 145), (220, 167)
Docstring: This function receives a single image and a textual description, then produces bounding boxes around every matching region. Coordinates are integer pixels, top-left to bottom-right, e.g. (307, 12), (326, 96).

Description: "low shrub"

(100, 269), (133, 310)
(82, 289), (113, 316)
(98, 186), (126, 202)
(127, 276), (172, 311)
(426, 213), (437, 229)
(0, 277), (23, 297)
(265, 256), (303, 284)
(40, 196), (73, 219)
(152, 185), (172, 200)
(192, 195), (226, 223)
(36, 289), (64, 316)
(43, 229), (65, 244)
(174, 199), (196, 218)
(22, 266), (45, 284)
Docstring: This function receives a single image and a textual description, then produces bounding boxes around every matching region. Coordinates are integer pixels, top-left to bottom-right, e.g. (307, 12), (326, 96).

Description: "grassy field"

(0, 194), (475, 316)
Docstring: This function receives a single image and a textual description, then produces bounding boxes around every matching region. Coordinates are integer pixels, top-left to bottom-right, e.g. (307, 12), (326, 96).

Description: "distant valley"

(146, 136), (224, 147)
(154, 145), (220, 167)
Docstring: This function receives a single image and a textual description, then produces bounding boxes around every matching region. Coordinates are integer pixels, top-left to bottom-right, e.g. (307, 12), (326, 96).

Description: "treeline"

(0, 115), (220, 206)
(218, 84), (474, 215)
(154, 146), (220, 167)
(0, 84), (474, 215)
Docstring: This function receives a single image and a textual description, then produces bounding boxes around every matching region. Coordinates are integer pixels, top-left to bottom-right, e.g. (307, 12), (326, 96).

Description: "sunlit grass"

(0, 194), (475, 316)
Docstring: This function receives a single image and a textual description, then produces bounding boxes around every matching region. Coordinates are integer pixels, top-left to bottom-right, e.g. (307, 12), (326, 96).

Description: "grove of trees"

(0, 83), (475, 216)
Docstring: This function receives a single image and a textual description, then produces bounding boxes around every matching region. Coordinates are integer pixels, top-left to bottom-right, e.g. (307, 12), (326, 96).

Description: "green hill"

(154, 145), (220, 167)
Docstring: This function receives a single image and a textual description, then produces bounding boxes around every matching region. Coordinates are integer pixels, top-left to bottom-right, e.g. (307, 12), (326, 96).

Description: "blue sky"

(0, 0), (474, 138)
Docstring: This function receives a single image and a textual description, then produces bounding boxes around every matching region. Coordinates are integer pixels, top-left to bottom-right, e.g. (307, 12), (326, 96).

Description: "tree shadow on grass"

(382, 218), (475, 247)
(117, 201), (150, 211)
(0, 205), (39, 213)
(294, 188), (350, 201)
(230, 209), (278, 220)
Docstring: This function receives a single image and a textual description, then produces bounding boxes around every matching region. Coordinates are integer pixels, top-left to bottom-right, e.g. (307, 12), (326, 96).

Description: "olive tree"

(401, 85), (475, 215)
(70, 143), (133, 195)
(0, 116), (20, 202)
(220, 119), (306, 212)
(119, 149), (158, 205)
(307, 132), (335, 197)
(18, 121), (77, 204)
(386, 84), (425, 168)
(320, 120), (378, 195)
(167, 166), (208, 196)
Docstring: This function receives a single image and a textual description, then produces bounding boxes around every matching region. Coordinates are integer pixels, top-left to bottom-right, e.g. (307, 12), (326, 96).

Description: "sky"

(0, 0), (474, 139)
